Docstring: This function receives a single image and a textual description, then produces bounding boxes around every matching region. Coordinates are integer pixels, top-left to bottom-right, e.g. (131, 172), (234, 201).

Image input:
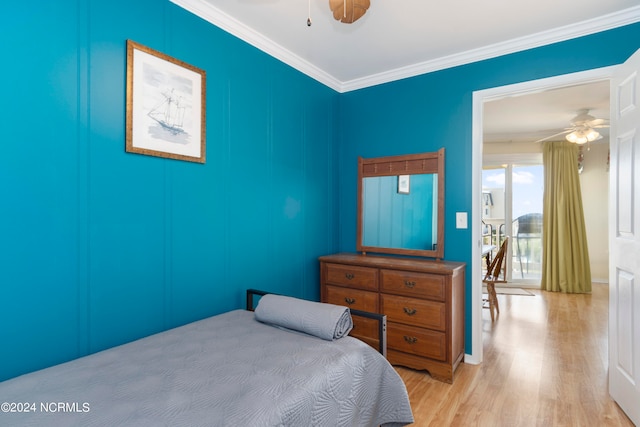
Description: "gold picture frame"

(126, 40), (206, 163)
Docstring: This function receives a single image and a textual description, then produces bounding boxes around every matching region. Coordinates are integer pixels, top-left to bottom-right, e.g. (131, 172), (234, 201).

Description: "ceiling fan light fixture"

(586, 128), (601, 141)
(566, 128), (601, 145)
(536, 108), (609, 144)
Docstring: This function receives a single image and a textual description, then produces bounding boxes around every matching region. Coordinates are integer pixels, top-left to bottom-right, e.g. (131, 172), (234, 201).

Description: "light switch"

(456, 212), (468, 229)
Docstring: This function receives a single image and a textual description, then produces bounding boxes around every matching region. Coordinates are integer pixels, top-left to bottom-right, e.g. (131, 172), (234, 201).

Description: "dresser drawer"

(324, 285), (380, 352)
(381, 294), (446, 331)
(324, 285), (379, 312)
(325, 263), (378, 291)
(380, 269), (445, 301)
(388, 322), (447, 361)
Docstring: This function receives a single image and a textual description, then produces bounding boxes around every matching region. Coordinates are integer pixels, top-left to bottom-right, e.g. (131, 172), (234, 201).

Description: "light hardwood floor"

(396, 283), (634, 426)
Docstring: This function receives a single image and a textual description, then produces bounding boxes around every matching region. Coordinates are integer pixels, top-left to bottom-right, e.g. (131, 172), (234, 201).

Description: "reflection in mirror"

(357, 149), (445, 259)
(362, 174), (438, 250)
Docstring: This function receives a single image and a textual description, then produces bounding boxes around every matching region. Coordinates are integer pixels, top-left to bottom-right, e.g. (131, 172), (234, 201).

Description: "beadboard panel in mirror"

(357, 149), (445, 259)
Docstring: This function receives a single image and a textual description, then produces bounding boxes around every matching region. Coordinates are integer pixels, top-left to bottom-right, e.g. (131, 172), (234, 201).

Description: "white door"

(609, 47), (640, 426)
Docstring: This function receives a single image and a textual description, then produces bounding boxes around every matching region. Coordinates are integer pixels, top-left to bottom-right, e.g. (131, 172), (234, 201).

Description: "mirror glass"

(362, 174), (438, 250)
(357, 149), (445, 259)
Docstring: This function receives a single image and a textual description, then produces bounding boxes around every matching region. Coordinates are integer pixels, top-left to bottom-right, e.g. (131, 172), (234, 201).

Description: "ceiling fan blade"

(591, 120), (610, 129)
(589, 118), (609, 127)
(535, 129), (571, 143)
(329, 0), (370, 23)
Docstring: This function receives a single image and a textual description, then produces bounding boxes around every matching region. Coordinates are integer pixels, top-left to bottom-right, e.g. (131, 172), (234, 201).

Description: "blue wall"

(2, 1), (639, 382)
(0, 1), (338, 381)
(337, 23), (640, 351)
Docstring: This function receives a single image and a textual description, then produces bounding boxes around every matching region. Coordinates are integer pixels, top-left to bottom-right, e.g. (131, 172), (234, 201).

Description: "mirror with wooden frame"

(357, 148), (445, 260)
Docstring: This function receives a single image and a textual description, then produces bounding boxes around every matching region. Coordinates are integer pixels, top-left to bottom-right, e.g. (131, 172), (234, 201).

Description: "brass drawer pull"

(404, 280), (416, 288)
(345, 273), (355, 280)
(403, 335), (418, 344)
(403, 307), (417, 316)
(344, 297), (356, 305)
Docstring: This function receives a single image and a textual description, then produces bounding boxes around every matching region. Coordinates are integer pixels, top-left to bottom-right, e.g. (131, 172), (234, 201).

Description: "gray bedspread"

(0, 310), (413, 426)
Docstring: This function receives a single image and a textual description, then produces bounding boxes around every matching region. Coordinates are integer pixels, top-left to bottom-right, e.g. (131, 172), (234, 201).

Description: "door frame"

(467, 66), (615, 364)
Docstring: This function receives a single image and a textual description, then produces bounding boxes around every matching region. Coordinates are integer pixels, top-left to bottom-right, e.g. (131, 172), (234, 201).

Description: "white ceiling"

(483, 80), (611, 144)
(171, 0), (639, 144)
(173, 0), (640, 92)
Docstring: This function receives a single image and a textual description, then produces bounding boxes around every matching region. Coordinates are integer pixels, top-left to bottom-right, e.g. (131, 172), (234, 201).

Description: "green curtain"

(541, 141), (592, 293)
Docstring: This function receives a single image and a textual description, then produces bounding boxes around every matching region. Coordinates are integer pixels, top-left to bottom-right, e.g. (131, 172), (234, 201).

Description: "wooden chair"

(483, 237), (508, 322)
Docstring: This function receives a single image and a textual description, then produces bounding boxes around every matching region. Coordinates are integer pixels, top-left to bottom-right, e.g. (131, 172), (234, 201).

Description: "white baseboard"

(464, 352), (481, 365)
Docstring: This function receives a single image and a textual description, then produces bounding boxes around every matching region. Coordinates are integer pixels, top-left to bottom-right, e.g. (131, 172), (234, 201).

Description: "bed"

(0, 289), (414, 426)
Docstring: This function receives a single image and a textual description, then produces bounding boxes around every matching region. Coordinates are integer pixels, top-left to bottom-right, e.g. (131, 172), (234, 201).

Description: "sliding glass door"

(482, 159), (543, 284)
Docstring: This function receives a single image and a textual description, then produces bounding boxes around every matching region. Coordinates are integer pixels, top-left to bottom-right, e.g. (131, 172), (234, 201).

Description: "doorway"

(468, 65), (615, 365)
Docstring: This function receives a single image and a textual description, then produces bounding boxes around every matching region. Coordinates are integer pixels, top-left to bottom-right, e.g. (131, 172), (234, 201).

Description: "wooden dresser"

(319, 253), (465, 383)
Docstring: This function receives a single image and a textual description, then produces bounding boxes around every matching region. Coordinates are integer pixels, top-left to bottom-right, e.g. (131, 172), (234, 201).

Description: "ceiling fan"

(329, 0), (370, 24)
(306, 0), (370, 26)
(536, 109), (610, 144)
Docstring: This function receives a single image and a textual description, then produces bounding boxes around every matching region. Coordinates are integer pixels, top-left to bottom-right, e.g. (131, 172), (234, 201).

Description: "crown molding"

(170, 0), (343, 92)
(171, 0), (640, 93)
(341, 5), (640, 92)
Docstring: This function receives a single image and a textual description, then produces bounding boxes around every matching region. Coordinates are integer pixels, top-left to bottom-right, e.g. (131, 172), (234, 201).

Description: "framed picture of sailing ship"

(126, 40), (206, 163)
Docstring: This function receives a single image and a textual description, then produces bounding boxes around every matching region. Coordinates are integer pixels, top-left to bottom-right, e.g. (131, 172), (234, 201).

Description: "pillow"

(254, 294), (353, 341)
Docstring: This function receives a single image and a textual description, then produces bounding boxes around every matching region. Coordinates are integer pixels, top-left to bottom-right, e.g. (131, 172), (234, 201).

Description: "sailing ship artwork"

(143, 67), (192, 146)
(149, 89), (188, 137)
(126, 40), (206, 163)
